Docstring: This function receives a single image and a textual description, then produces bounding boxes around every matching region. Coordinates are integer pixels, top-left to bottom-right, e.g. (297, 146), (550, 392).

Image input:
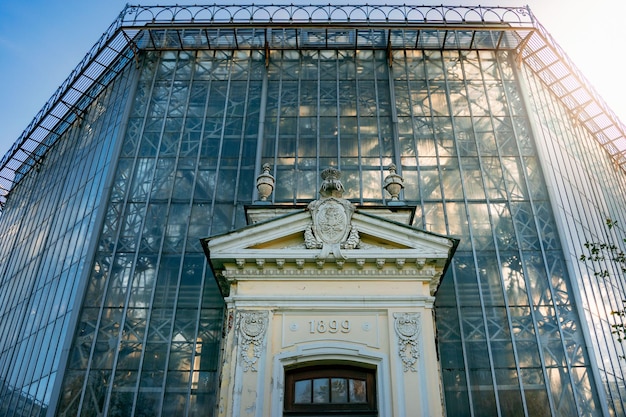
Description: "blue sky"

(1, 1), (624, 159)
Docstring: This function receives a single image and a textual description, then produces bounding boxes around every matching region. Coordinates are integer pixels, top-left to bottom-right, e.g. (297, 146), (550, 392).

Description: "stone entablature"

(208, 208), (454, 298)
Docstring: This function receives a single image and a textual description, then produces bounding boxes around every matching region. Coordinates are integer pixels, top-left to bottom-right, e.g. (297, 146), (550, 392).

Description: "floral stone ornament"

(394, 312), (421, 372)
(237, 310), (269, 372)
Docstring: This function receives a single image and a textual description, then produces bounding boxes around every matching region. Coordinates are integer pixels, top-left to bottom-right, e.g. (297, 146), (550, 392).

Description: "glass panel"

(109, 391), (134, 417)
(294, 380), (312, 403)
(455, 253), (480, 307)
(313, 378), (330, 403)
(468, 203), (494, 250)
(498, 388), (524, 417)
(524, 389), (551, 417)
(477, 255), (505, 306)
(136, 392), (161, 417)
(162, 393), (187, 415)
(546, 367), (577, 416)
(441, 159), (464, 199)
(442, 369), (470, 415)
(349, 379), (367, 403)
(470, 376), (497, 417)
(501, 252), (528, 306)
(524, 253), (552, 306)
(331, 378), (348, 403)
(571, 366), (600, 416)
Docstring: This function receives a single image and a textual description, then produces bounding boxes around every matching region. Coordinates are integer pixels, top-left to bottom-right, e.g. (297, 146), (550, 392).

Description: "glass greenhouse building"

(1, 4), (626, 416)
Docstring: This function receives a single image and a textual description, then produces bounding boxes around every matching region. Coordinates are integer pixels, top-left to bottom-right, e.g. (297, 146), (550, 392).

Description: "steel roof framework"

(1, 4), (623, 209)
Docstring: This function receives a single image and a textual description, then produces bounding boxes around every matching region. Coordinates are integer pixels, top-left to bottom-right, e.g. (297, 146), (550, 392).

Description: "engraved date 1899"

(309, 319), (351, 334)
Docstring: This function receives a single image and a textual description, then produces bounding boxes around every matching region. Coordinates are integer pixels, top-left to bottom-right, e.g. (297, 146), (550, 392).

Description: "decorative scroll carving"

(124, 5), (534, 27)
(343, 225), (360, 249)
(304, 224), (322, 249)
(237, 310), (268, 372)
(394, 312), (421, 372)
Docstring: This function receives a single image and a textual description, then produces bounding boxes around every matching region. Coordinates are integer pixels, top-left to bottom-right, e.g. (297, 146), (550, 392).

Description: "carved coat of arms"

(304, 168), (360, 259)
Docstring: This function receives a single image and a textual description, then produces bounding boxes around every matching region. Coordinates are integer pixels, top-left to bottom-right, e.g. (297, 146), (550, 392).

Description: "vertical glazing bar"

(316, 51), (321, 191)
(403, 50), (424, 211)
(386, 50), (402, 201)
(253, 56), (269, 202)
(230, 52), (253, 229)
(336, 50), (341, 170)
(295, 52), (302, 202)
(270, 51), (283, 201)
(355, 51), (363, 204)
(208, 51), (234, 235)
(372, 51), (385, 202)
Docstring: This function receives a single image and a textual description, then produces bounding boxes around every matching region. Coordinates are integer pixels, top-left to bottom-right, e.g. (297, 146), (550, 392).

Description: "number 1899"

(308, 319), (351, 334)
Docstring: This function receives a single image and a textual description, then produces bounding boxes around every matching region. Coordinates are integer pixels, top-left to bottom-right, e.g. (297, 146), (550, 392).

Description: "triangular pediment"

(202, 205), (458, 299)
(202, 207), (457, 266)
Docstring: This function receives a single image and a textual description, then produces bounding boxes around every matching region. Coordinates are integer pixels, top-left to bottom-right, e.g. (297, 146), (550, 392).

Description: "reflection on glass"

(294, 380), (311, 403)
(331, 378), (348, 403)
(293, 377), (370, 404)
(313, 378), (330, 403)
(350, 379), (367, 403)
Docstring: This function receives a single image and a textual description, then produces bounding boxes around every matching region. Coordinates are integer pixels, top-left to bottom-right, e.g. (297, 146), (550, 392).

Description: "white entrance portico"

(202, 168), (457, 417)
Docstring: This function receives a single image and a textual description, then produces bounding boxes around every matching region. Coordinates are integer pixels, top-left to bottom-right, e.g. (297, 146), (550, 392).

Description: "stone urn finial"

(384, 163), (404, 202)
(256, 163), (275, 202)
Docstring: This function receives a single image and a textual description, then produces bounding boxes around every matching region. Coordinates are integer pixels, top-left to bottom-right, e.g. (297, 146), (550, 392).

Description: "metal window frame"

(2, 4), (624, 212)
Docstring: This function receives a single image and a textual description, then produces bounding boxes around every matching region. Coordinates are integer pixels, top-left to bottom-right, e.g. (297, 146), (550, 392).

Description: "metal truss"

(1, 3), (624, 209)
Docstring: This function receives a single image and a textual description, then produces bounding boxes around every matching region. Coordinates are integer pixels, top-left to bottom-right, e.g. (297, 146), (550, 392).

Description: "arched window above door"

(284, 364), (377, 416)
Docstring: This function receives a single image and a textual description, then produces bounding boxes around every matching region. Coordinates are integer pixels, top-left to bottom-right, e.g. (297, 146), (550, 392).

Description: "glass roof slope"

(1, 4), (625, 209)
(134, 27), (524, 51)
